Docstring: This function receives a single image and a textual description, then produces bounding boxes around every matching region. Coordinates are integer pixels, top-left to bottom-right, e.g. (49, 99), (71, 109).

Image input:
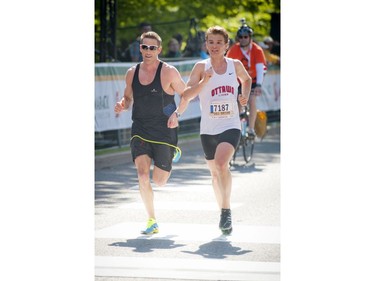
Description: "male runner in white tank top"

(182, 26), (252, 234)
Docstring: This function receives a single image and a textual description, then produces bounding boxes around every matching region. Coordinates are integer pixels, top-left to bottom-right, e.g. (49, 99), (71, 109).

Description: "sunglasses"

(238, 36), (249, 39)
(140, 44), (159, 51)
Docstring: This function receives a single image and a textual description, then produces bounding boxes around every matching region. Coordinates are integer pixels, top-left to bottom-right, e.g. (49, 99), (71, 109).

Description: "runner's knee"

(152, 170), (170, 186)
(153, 175), (169, 187)
(137, 169), (150, 186)
(215, 159), (229, 173)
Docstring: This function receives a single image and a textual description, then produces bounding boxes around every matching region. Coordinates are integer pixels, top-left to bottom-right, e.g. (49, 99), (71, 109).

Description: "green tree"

(95, 0), (280, 62)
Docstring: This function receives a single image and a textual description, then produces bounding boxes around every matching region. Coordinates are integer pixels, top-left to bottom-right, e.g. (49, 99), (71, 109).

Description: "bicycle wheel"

(230, 145), (239, 166)
(242, 136), (255, 163)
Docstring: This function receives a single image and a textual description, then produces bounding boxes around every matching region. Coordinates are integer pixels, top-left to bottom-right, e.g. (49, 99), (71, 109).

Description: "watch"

(175, 111), (181, 118)
(255, 83), (262, 88)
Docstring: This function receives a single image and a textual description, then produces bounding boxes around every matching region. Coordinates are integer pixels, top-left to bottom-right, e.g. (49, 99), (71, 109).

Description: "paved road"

(95, 124), (280, 281)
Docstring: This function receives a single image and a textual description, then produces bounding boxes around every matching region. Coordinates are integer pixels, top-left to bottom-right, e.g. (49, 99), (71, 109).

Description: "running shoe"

(141, 218), (159, 235)
(219, 209), (232, 231)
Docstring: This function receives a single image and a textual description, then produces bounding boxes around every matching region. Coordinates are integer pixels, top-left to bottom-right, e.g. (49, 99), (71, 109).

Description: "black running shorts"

(200, 129), (241, 160)
(130, 137), (175, 172)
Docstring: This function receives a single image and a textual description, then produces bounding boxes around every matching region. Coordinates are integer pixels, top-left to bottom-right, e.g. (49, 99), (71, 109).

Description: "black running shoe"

(219, 208), (232, 230)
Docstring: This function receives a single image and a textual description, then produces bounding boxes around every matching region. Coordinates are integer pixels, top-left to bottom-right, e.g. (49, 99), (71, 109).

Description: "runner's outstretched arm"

(183, 63), (213, 101)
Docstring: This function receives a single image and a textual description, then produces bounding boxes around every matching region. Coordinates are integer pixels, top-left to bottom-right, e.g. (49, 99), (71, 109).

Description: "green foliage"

(95, 0), (280, 60)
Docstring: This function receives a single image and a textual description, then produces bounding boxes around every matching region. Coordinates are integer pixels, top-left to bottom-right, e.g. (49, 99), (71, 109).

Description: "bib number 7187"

(209, 101), (234, 118)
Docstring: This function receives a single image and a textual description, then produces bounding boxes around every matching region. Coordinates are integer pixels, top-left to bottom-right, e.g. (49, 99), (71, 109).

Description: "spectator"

(117, 39), (129, 62)
(173, 33), (183, 47)
(183, 30), (205, 58)
(258, 40), (280, 66)
(127, 22), (152, 62)
(165, 38), (181, 58)
(264, 36), (280, 56)
(199, 40), (209, 59)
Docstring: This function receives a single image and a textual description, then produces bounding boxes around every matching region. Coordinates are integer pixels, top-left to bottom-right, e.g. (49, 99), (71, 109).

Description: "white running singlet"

(199, 58), (241, 135)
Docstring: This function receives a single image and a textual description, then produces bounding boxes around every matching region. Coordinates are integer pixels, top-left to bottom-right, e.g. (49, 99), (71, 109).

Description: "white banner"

(95, 79), (130, 132)
(95, 61), (280, 132)
(256, 67), (281, 111)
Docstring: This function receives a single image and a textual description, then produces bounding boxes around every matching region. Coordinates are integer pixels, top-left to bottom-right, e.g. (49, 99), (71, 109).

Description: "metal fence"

(95, 110), (280, 150)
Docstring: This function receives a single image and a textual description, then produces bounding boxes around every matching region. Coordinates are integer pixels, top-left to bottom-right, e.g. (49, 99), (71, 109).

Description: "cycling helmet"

(237, 24), (253, 38)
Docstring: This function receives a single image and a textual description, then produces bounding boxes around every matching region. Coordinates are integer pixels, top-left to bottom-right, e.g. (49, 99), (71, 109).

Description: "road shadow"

(230, 162), (264, 175)
(95, 128), (279, 207)
(168, 166), (211, 186)
(181, 240), (252, 259)
(109, 236), (185, 253)
(95, 162), (212, 207)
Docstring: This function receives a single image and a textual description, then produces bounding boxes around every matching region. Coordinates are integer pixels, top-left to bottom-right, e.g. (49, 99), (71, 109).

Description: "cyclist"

(226, 21), (267, 139)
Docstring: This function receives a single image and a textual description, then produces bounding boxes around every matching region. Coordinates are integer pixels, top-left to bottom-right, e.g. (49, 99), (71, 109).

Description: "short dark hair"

(139, 22), (151, 28)
(206, 26), (229, 44)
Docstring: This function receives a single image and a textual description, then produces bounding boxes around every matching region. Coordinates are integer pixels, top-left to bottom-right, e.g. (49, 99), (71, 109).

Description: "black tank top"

(131, 61), (177, 144)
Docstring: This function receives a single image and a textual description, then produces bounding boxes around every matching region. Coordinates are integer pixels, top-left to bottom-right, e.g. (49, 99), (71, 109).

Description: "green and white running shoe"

(141, 218), (159, 235)
(219, 209), (233, 235)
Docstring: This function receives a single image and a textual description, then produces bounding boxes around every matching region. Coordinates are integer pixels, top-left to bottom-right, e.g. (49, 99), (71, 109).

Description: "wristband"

(255, 83), (262, 88)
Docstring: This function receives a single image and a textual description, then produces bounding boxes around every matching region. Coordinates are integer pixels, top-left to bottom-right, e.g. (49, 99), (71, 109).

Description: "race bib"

(209, 101), (235, 119)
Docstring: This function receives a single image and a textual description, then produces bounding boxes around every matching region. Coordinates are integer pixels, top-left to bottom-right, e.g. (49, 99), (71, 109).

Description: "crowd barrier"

(95, 60), (280, 133)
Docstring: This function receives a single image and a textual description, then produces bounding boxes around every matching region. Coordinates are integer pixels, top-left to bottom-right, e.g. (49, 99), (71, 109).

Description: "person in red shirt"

(226, 23), (267, 138)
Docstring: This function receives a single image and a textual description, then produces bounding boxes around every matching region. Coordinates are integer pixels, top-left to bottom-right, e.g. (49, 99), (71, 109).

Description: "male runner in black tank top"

(131, 61), (177, 144)
(114, 31), (189, 235)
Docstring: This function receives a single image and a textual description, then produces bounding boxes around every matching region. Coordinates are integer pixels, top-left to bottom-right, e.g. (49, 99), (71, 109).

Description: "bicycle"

(230, 106), (255, 166)
(230, 105), (268, 166)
